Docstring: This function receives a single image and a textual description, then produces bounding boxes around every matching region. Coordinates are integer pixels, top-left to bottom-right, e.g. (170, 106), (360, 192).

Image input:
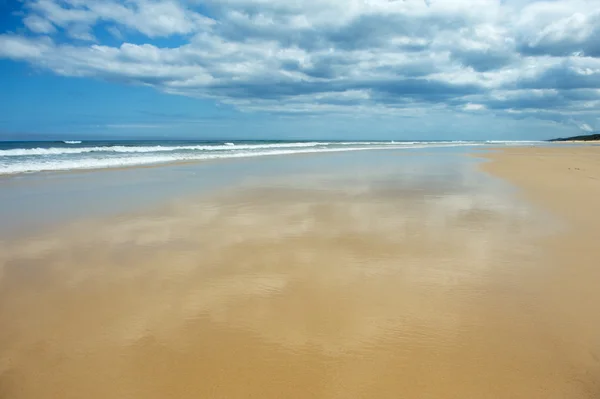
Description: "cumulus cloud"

(21, 0), (214, 40)
(516, 2), (600, 57)
(1, 0), (599, 133)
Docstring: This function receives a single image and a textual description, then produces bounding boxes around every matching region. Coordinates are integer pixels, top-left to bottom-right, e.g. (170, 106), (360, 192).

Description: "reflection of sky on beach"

(0, 146), (568, 399)
(2, 147), (551, 347)
(0, 146), (471, 236)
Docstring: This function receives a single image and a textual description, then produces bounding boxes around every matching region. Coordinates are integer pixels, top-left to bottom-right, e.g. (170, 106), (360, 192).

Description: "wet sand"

(482, 145), (600, 398)
(0, 147), (599, 398)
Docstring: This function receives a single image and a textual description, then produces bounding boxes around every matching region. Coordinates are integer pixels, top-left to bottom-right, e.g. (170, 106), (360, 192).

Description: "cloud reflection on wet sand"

(0, 158), (590, 398)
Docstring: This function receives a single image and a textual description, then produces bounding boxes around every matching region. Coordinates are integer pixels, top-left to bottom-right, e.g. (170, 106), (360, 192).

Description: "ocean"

(0, 139), (543, 175)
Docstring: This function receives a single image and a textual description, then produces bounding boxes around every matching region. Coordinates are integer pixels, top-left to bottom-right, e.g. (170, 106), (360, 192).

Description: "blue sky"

(0, 0), (599, 140)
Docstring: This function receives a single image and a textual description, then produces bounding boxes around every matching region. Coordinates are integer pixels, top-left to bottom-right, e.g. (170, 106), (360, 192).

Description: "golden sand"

(481, 145), (600, 398)
(0, 147), (599, 398)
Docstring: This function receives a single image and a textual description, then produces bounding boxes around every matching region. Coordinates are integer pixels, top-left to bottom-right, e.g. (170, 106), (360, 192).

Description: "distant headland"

(549, 133), (600, 142)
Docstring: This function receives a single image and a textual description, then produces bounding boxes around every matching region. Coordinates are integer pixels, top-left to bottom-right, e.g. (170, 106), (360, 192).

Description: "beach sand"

(481, 145), (600, 397)
(0, 147), (599, 398)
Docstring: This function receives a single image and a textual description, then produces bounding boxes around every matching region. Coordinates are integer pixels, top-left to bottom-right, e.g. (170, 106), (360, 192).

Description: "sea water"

(0, 139), (542, 175)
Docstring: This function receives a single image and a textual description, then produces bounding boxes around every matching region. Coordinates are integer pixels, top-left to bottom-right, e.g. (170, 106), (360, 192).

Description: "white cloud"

(0, 35), (52, 59)
(464, 103), (486, 111)
(23, 14), (56, 34)
(106, 26), (124, 40)
(573, 121), (594, 132)
(516, 1), (600, 57)
(0, 0), (599, 132)
(22, 0), (215, 40)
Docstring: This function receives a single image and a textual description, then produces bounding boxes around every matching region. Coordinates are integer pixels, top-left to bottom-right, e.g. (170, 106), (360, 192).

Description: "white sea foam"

(63, 140), (82, 144)
(1, 140), (538, 158)
(0, 143), (456, 175)
(0, 142), (327, 157)
(0, 140), (536, 175)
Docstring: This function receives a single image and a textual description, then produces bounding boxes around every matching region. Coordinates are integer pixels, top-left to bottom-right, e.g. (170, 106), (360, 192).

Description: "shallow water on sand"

(0, 149), (590, 398)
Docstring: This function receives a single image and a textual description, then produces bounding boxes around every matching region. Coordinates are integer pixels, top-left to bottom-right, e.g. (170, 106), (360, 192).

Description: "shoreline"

(1, 145), (599, 398)
(0, 141), (544, 178)
(0, 143), (451, 177)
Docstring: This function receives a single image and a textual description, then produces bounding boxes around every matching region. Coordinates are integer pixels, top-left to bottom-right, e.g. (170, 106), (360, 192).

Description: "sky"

(0, 0), (599, 141)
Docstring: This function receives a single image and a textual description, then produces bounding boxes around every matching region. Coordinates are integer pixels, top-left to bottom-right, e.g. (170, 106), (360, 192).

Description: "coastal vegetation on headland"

(549, 133), (600, 142)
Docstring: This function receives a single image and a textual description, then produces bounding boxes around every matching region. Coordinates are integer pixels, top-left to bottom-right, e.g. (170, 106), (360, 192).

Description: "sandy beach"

(0, 146), (599, 398)
(482, 145), (600, 397)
